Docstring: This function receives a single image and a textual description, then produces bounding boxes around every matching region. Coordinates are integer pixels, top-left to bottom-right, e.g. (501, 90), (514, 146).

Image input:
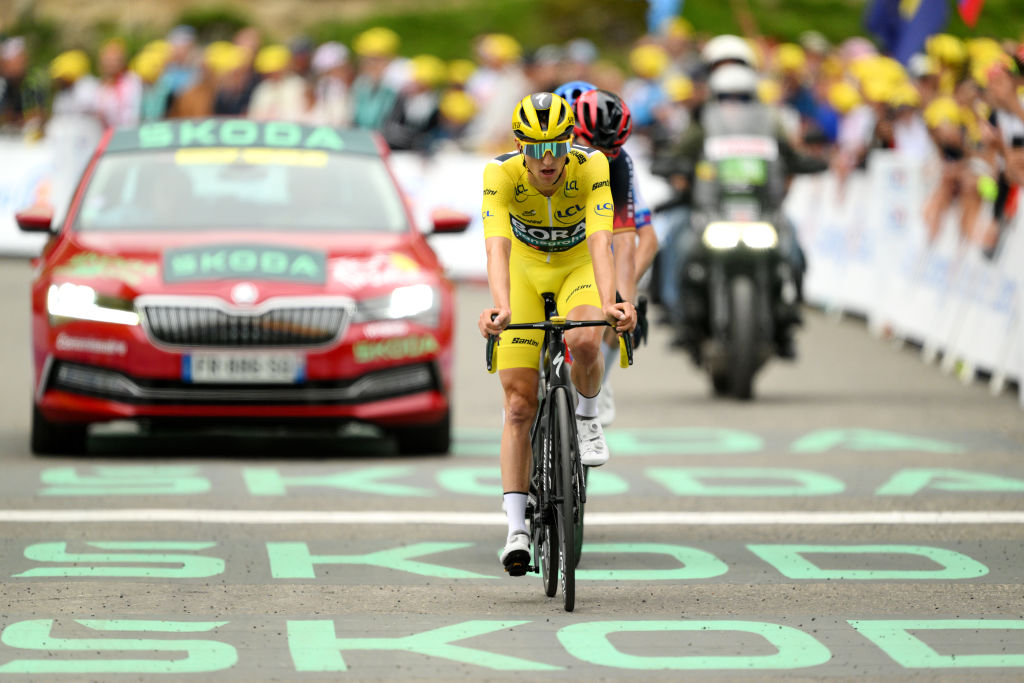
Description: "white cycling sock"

(576, 391), (598, 418)
(503, 492), (528, 536)
(601, 339), (618, 386)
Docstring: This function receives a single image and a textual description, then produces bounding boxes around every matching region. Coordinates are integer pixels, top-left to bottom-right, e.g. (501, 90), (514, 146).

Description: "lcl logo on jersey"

(514, 183), (530, 203)
(563, 179), (579, 198)
(594, 202), (613, 217)
(555, 203), (585, 223)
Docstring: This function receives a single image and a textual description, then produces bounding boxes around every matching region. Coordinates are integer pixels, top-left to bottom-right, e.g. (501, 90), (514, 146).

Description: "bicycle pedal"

(504, 560), (529, 577)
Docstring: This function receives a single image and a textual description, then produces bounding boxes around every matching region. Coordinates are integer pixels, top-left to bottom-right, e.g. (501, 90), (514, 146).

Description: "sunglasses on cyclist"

(521, 139), (572, 159)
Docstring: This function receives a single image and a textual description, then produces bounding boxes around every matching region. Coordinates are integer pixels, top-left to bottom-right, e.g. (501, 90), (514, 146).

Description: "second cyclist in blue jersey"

(477, 92), (636, 575)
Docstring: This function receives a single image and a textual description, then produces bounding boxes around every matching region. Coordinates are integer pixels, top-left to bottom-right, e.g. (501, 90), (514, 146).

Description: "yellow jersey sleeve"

(482, 160), (513, 241)
(582, 149), (613, 238)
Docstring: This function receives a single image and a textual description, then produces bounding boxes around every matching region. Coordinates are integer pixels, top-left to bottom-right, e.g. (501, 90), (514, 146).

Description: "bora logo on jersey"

(511, 217), (586, 252)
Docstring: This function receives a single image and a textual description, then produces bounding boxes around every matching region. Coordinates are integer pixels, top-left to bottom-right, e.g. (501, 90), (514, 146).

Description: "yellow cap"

(130, 49), (166, 83)
(850, 55), (907, 90)
(447, 58), (476, 86)
(923, 96), (961, 128)
(775, 43), (806, 73)
(757, 78), (782, 105)
(971, 51), (1013, 86)
(354, 26), (400, 58)
(926, 34), (967, 66)
(966, 37), (1003, 60)
(827, 81), (861, 114)
(255, 44), (291, 74)
(205, 41), (247, 75)
(409, 54), (446, 88)
(889, 83), (920, 108)
(861, 77), (895, 104)
(440, 89), (476, 124)
(142, 39), (173, 61)
(663, 74), (694, 102)
(49, 49), (91, 82)
(629, 43), (669, 79)
(478, 33), (521, 63)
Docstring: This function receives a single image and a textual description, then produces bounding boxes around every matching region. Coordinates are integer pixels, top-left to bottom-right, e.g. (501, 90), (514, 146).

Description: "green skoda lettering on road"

(0, 620), (235, 674)
(164, 245), (326, 284)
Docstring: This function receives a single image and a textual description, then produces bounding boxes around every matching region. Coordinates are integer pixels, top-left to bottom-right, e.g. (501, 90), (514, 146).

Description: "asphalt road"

(2, 256), (1023, 681)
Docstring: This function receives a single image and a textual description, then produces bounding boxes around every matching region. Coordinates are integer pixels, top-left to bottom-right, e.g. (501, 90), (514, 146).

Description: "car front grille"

(138, 297), (351, 348)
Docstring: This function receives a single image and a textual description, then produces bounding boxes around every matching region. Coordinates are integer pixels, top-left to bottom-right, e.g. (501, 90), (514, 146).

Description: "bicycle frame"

(486, 292), (632, 611)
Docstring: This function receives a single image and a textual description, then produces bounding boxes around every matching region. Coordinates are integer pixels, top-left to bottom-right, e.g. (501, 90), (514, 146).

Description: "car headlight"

(354, 284), (440, 327)
(47, 283), (139, 325)
(702, 221), (778, 250)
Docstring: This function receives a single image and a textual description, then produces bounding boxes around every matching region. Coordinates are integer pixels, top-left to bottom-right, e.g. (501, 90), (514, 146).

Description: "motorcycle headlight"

(354, 284), (440, 327)
(702, 222), (741, 249)
(47, 283), (139, 325)
(740, 222), (779, 249)
(702, 221), (778, 250)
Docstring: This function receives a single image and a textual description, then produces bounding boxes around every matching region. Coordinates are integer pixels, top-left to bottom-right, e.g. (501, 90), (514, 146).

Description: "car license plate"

(185, 352), (304, 383)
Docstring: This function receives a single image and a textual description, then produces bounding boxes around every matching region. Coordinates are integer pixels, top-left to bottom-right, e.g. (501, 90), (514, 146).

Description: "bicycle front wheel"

(553, 387), (576, 612)
(531, 405), (558, 598)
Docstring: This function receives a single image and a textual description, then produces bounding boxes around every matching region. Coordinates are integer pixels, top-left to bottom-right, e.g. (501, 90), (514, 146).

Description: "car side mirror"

(15, 207), (54, 233)
(430, 208), (470, 234)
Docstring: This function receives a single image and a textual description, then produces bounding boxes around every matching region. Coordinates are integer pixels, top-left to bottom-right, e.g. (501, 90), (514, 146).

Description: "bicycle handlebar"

(486, 317), (633, 374)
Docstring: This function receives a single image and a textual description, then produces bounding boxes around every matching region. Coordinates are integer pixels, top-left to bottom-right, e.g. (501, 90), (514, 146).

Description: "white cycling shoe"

(597, 383), (616, 427)
(576, 415), (609, 467)
(500, 530), (531, 576)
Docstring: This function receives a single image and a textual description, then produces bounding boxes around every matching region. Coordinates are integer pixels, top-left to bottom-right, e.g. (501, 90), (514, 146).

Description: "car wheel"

(31, 405), (88, 455)
(393, 411), (451, 455)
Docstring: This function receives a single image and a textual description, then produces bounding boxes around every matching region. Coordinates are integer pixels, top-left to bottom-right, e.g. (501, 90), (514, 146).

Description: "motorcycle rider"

(651, 35), (758, 342)
(652, 51), (826, 358)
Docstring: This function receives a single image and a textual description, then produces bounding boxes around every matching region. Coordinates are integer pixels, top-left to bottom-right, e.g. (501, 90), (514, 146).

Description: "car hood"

(47, 231), (439, 301)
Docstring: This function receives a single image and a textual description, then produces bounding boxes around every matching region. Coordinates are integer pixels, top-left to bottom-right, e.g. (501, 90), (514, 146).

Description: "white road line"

(0, 510), (1023, 525)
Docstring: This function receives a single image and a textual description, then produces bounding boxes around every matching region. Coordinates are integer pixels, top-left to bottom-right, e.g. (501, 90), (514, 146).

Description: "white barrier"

(787, 149), (1023, 405)
(0, 137), (52, 257)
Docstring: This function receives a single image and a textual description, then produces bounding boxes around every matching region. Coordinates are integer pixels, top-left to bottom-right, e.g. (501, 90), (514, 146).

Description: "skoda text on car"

(18, 118), (469, 454)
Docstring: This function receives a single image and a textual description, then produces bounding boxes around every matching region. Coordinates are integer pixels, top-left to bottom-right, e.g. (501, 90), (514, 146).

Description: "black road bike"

(486, 293), (632, 612)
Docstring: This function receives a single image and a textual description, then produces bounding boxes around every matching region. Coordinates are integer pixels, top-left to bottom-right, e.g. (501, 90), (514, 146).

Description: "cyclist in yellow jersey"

(477, 92), (636, 574)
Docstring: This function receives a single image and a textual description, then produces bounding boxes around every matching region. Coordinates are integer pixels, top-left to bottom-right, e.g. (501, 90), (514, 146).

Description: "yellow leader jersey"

(482, 145), (614, 260)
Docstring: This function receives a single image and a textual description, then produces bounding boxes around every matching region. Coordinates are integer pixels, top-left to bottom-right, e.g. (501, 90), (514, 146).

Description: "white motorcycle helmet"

(701, 34), (756, 69)
(707, 63), (759, 100)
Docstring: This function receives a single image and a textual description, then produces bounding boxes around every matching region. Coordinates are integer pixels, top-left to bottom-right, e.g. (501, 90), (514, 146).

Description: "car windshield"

(74, 148), (409, 233)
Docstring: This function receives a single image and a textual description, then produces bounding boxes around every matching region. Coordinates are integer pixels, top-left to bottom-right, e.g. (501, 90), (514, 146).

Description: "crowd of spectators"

(2, 18), (1023, 252)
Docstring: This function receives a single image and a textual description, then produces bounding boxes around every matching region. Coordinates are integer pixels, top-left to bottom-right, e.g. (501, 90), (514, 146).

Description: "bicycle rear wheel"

(553, 387), (576, 612)
(573, 466), (587, 568)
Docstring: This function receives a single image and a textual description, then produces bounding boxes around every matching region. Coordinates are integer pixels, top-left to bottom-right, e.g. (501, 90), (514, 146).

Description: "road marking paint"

(1, 510), (1023, 525)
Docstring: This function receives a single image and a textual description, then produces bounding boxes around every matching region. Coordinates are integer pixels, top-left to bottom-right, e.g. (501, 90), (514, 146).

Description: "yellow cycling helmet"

(512, 92), (575, 142)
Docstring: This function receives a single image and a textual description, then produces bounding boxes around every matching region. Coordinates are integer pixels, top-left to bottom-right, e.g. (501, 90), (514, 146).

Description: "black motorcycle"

(675, 192), (802, 397)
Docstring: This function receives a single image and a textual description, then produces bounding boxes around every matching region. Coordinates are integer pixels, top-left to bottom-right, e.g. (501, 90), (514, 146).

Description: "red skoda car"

(18, 119), (468, 454)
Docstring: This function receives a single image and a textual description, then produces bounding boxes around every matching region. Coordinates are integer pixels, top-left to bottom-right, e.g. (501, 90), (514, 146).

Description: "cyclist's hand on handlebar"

(479, 307), (510, 338)
(604, 301), (636, 334)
